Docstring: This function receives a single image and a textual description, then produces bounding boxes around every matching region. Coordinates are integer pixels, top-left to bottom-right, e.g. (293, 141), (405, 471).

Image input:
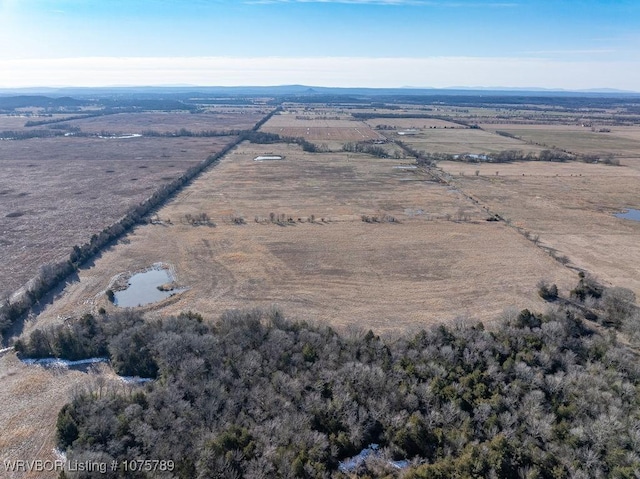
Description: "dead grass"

(479, 124), (640, 156)
(0, 115), (33, 132)
(0, 135), (237, 293)
(438, 160), (640, 295)
(0, 353), (143, 479)
(0, 114), (72, 132)
(31, 142), (576, 335)
(64, 110), (266, 134)
(0, 354), (87, 478)
(363, 118), (463, 129)
(390, 128), (543, 155)
(261, 112), (384, 145)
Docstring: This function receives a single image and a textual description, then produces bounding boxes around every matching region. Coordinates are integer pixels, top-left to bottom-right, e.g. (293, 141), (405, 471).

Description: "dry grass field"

(0, 354), (83, 479)
(388, 127), (544, 155)
(0, 352), (136, 479)
(260, 111), (385, 147)
(0, 114), (87, 133)
(29, 141), (576, 337)
(7, 101), (639, 475)
(0, 115), (39, 132)
(480, 124), (640, 156)
(0, 135), (237, 294)
(438, 159), (640, 295)
(64, 109), (267, 134)
(363, 118), (463, 130)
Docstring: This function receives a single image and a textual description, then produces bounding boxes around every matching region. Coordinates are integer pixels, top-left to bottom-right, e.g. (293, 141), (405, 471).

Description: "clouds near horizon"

(1, 56), (638, 91)
(0, 0), (637, 89)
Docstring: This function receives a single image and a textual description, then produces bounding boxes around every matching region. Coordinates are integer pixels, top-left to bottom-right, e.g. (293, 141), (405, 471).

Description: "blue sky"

(0, 0), (638, 89)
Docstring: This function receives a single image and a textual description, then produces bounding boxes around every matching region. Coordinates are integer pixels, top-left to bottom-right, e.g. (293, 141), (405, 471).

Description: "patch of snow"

(338, 444), (410, 473)
(20, 357), (109, 367)
(98, 133), (142, 139)
(53, 448), (67, 463)
(119, 376), (154, 384)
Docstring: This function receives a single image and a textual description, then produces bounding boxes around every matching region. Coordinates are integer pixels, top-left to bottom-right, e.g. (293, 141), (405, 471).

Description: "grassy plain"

(31, 141), (576, 336)
(64, 109), (267, 134)
(480, 124), (640, 156)
(260, 111), (384, 149)
(363, 117), (463, 130)
(7, 99), (640, 475)
(438, 159), (640, 295)
(389, 127), (544, 155)
(0, 135), (237, 294)
(0, 353), (133, 479)
(0, 115), (40, 132)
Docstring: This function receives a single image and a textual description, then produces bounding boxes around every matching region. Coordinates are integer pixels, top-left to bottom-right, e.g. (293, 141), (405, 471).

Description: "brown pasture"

(389, 128), (544, 155)
(30, 142), (576, 337)
(64, 110), (266, 134)
(0, 114), (83, 133)
(0, 136), (237, 294)
(263, 126), (384, 142)
(0, 115), (35, 132)
(260, 112), (384, 143)
(363, 118), (463, 130)
(479, 124), (640, 156)
(0, 353), (134, 479)
(438, 159), (640, 295)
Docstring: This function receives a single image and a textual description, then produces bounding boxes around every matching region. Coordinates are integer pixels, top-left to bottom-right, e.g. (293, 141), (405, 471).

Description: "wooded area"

(15, 278), (640, 478)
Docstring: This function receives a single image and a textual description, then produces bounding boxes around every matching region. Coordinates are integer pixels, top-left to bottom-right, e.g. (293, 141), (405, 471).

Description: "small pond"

(114, 268), (185, 308)
(614, 208), (640, 222)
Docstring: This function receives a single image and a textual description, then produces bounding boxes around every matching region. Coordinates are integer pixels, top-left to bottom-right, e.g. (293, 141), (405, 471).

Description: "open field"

(0, 353), (129, 479)
(29, 141), (577, 336)
(260, 112), (384, 145)
(6, 98), (640, 478)
(480, 124), (640, 156)
(438, 159), (640, 295)
(363, 117), (464, 130)
(64, 110), (267, 134)
(0, 135), (237, 294)
(388, 127), (544, 155)
(0, 115), (39, 132)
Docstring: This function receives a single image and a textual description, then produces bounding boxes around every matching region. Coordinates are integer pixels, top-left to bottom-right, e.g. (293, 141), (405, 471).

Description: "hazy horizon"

(0, 0), (638, 90)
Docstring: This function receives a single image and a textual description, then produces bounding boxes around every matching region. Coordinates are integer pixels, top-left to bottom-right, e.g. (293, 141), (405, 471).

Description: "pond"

(615, 208), (640, 222)
(114, 267), (186, 308)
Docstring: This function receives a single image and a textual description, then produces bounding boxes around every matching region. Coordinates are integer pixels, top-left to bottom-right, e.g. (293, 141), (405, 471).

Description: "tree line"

(241, 129), (326, 153)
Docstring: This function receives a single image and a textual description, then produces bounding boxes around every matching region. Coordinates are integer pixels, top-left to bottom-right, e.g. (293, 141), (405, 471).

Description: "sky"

(0, 0), (638, 90)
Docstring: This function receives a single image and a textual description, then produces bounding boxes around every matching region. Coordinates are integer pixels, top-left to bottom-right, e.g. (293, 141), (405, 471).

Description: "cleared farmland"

(6, 99), (639, 477)
(0, 353), (128, 479)
(438, 159), (640, 296)
(0, 135), (237, 294)
(387, 127), (544, 155)
(363, 117), (464, 130)
(63, 109), (267, 134)
(260, 112), (384, 148)
(480, 124), (640, 156)
(30, 141), (576, 336)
